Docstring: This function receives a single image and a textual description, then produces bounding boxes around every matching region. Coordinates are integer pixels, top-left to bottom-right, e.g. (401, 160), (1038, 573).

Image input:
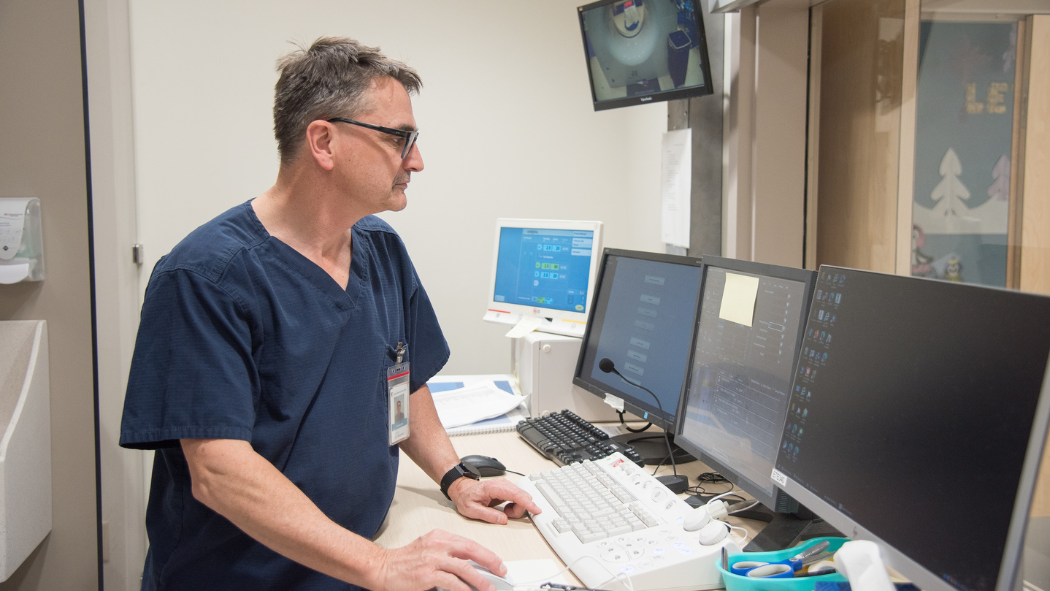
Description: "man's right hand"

(374, 529), (506, 591)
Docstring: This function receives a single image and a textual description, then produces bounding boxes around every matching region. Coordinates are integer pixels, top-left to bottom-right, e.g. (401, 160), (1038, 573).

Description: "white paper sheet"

(432, 381), (526, 429)
(661, 128), (692, 248)
(504, 316), (542, 338)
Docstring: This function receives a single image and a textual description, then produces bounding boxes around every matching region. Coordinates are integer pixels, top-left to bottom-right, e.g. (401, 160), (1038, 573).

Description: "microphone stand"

(600, 359), (690, 494)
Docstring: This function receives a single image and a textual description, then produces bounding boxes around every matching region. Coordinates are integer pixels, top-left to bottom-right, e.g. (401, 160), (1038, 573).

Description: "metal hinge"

(132, 243), (144, 266)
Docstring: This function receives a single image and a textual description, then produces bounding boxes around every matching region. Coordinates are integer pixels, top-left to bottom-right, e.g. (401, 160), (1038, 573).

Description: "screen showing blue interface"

(492, 227), (595, 314)
(581, 255), (702, 424)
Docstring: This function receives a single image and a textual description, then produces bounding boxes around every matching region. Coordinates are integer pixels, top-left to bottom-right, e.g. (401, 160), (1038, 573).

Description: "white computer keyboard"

(518, 453), (741, 591)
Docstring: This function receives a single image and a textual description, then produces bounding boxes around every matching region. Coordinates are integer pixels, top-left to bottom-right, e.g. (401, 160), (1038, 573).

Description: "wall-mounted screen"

(577, 0), (714, 111)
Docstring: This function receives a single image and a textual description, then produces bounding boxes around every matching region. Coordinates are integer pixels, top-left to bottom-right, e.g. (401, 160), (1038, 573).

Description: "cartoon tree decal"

(931, 148), (971, 219)
(988, 154), (1010, 202)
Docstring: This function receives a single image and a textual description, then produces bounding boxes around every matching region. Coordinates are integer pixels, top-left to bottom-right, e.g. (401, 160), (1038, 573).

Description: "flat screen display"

(574, 249), (703, 429)
(676, 258), (814, 508)
(774, 267), (1050, 591)
(577, 0), (714, 111)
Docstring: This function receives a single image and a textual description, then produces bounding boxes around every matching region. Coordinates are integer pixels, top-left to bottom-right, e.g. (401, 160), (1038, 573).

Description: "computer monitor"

(674, 256), (816, 546)
(577, 0), (714, 111)
(483, 219), (603, 338)
(573, 248), (704, 460)
(772, 266), (1050, 591)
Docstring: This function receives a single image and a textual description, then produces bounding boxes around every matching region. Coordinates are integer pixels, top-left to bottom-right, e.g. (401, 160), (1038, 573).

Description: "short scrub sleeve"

(405, 265), (451, 394)
(120, 268), (259, 450)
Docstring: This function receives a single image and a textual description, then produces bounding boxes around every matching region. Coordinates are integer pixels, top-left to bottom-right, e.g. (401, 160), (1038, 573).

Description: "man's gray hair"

(273, 37), (422, 165)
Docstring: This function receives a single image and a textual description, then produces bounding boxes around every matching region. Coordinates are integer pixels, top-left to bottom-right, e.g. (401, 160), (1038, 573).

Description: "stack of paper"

(428, 377), (530, 436)
(432, 381), (524, 429)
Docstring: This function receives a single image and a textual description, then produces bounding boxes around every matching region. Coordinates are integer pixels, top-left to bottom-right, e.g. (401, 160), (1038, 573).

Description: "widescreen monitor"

(483, 219), (603, 338)
(577, 0), (714, 111)
(573, 249), (703, 438)
(675, 257), (815, 516)
(772, 267), (1050, 591)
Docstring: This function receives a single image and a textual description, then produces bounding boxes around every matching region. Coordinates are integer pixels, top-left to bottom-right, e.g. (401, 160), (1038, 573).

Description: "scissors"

(729, 540), (832, 578)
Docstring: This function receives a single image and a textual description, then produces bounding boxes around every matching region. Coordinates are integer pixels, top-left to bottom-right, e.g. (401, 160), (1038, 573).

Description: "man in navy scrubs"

(120, 37), (540, 591)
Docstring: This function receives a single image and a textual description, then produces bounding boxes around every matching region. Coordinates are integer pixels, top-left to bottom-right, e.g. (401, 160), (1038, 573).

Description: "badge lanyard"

(387, 342), (410, 446)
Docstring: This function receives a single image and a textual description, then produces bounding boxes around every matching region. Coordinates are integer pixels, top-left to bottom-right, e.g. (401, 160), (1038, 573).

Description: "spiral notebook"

(429, 377), (529, 436)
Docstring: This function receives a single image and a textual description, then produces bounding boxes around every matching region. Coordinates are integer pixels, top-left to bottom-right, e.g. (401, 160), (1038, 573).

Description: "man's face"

(331, 77), (423, 215)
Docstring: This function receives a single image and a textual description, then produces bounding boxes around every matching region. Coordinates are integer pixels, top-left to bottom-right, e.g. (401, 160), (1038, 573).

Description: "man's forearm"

(399, 384), (461, 484)
(181, 438), (386, 588)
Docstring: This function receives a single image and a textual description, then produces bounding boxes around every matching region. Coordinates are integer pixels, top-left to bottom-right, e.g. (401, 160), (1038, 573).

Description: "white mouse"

(463, 561), (515, 591)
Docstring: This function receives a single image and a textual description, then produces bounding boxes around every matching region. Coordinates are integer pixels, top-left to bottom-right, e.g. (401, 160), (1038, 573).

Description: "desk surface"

(374, 430), (765, 579)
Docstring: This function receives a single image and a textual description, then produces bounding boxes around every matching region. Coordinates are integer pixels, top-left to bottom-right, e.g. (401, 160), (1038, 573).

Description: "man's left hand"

(447, 477), (543, 525)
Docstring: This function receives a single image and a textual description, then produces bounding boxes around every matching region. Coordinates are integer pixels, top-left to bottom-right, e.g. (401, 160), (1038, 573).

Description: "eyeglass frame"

(326, 117), (420, 159)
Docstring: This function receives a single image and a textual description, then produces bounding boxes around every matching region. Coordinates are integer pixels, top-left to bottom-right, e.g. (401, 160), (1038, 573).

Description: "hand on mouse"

(447, 477), (542, 525)
(373, 529), (505, 591)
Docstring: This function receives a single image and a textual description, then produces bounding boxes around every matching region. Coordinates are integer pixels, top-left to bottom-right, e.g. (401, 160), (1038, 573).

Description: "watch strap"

(440, 462), (480, 500)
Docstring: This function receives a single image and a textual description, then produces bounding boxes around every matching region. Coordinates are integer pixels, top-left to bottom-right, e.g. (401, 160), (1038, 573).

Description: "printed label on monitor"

(771, 469), (788, 487)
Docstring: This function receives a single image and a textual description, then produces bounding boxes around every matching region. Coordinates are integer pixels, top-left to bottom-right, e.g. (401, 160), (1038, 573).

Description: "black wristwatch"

(439, 462), (480, 500)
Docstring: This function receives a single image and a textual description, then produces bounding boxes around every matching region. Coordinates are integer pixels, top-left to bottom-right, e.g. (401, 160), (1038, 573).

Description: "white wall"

(128, 0), (668, 375)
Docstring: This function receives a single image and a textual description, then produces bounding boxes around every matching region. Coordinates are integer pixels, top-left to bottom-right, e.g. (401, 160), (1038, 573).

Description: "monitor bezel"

(771, 265), (1050, 591)
(572, 247), (704, 431)
(484, 218), (604, 326)
(672, 255), (817, 510)
(577, 0), (715, 112)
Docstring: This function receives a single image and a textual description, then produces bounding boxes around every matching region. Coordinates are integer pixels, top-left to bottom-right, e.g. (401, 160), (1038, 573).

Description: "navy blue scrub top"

(120, 201), (449, 590)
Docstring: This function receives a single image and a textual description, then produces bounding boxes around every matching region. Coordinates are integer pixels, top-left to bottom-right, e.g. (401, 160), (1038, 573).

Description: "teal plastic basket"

(717, 537), (850, 591)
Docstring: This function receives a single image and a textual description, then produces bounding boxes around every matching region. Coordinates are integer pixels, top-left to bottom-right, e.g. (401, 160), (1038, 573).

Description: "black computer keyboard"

(516, 410), (644, 466)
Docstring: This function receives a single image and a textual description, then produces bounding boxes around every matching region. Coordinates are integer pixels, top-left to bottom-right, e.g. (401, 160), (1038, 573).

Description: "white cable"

(578, 554), (635, 591)
(728, 500), (760, 514)
(594, 571), (635, 591)
(704, 491), (739, 505)
(729, 525), (750, 546)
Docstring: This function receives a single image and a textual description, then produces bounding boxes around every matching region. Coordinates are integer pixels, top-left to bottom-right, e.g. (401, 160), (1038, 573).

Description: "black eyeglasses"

(327, 118), (419, 159)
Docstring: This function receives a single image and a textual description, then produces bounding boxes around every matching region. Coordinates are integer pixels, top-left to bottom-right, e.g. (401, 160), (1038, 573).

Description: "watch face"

(460, 462), (481, 479)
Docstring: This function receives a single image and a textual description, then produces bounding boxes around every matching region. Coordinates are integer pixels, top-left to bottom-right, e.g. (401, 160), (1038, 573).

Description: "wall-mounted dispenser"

(0, 198), (45, 284)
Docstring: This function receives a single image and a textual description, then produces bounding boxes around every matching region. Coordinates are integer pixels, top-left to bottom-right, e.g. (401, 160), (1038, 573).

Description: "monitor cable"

(598, 358), (688, 493)
(616, 411), (652, 433)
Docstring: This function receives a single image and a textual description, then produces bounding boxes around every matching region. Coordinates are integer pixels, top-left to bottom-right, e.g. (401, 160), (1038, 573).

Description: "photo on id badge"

(392, 393), (407, 426)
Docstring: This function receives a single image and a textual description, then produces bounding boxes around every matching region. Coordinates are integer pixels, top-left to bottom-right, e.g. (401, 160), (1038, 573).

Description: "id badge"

(387, 361), (410, 445)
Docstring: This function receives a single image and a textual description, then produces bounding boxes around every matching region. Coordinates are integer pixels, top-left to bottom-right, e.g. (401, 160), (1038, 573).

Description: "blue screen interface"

(492, 227), (595, 314)
(584, 256), (702, 423)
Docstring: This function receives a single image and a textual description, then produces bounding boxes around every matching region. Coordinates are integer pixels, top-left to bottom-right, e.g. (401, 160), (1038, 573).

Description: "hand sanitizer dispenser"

(0, 198), (45, 284)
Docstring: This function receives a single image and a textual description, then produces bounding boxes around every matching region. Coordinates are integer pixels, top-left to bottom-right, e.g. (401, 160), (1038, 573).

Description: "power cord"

(617, 411), (651, 433)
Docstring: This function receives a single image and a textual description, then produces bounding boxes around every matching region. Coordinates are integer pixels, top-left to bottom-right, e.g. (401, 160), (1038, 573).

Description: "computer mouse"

(460, 454), (507, 477)
(469, 562), (515, 591)
(436, 561), (514, 591)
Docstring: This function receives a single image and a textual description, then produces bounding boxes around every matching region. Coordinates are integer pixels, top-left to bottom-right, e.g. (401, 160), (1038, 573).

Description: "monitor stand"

(610, 433), (696, 466)
(734, 504), (844, 552)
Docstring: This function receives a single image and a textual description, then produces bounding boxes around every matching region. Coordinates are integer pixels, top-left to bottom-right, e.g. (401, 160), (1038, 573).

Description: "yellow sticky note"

(719, 273), (760, 327)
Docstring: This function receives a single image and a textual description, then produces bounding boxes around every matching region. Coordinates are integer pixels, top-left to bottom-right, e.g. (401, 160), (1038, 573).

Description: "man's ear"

(305, 120), (338, 171)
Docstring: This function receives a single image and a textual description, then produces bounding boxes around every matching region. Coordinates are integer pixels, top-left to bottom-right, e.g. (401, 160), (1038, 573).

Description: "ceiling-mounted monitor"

(577, 0), (714, 111)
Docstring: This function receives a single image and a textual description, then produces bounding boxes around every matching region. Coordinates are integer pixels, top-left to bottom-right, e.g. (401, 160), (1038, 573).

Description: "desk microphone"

(599, 358), (688, 494)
